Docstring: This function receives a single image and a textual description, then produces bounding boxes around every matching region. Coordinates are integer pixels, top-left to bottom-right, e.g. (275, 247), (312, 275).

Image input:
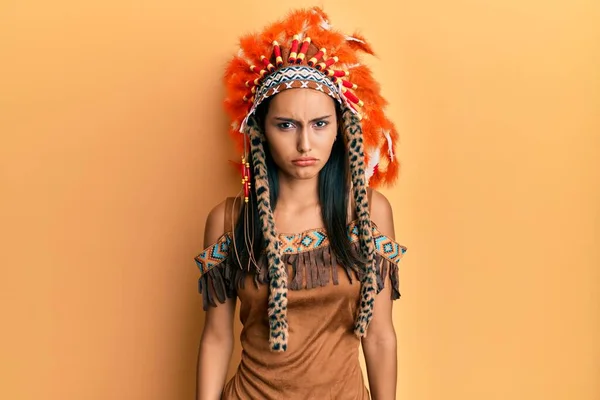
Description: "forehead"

(267, 88), (336, 116)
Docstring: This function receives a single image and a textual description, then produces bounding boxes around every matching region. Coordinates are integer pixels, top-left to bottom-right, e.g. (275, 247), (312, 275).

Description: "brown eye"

(277, 122), (295, 130)
(314, 120), (329, 128)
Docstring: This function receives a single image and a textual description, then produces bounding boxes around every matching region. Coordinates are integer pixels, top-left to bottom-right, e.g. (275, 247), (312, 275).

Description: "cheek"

(264, 130), (291, 163)
(321, 126), (339, 149)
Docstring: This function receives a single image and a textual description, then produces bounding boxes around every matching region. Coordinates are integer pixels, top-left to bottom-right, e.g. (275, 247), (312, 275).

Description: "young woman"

(194, 8), (406, 400)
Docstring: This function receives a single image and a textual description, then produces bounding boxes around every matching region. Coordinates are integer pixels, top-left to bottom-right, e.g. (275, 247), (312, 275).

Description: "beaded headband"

(240, 65), (349, 132)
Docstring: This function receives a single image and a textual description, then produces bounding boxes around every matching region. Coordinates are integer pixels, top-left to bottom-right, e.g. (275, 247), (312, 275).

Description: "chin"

(294, 170), (320, 180)
(285, 166), (321, 180)
(296, 172), (320, 180)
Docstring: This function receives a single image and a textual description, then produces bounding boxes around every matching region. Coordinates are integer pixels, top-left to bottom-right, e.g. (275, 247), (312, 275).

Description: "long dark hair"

(228, 97), (363, 275)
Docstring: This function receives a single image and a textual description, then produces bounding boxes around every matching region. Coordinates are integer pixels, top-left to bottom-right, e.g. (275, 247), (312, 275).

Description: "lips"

(292, 157), (318, 167)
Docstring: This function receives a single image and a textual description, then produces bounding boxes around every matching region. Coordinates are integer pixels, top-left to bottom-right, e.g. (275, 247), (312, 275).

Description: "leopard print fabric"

(342, 109), (378, 338)
(247, 117), (289, 352)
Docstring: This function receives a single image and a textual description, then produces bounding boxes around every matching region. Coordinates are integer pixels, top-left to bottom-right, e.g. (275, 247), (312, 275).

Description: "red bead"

(273, 41), (281, 57)
(288, 35), (300, 63)
(296, 38), (311, 64)
(274, 43), (283, 67)
(343, 90), (364, 107)
(308, 48), (326, 66)
(325, 56), (338, 68)
(342, 79), (358, 90)
(326, 69), (347, 78)
(273, 41), (282, 66)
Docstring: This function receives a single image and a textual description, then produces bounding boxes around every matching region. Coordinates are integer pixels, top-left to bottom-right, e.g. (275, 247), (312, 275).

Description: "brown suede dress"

(195, 201), (406, 400)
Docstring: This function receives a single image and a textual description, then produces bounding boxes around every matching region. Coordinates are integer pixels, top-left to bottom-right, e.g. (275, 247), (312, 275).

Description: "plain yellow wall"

(1, 0), (598, 399)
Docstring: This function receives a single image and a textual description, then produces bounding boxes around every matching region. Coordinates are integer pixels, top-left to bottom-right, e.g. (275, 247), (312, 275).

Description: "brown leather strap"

(224, 197), (234, 233)
(367, 188), (373, 214)
(224, 197), (242, 233)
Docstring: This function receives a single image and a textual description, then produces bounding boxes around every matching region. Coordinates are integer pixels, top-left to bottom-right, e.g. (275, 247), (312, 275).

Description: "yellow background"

(1, 0), (598, 399)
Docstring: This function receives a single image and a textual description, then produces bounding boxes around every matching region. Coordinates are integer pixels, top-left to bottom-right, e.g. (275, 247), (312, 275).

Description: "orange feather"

(345, 31), (375, 56)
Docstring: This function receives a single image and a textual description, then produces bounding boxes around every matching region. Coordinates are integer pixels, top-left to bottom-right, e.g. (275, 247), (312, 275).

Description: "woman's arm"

(362, 190), (398, 400)
(196, 201), (237, 400)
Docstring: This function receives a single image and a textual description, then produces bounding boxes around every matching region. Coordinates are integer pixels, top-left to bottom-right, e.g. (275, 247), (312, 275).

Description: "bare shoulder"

(203, 200), (227, 248)
(369, 189), (395, 240)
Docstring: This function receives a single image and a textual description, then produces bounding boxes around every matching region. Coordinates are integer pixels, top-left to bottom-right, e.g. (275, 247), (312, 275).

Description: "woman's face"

(263, 88), (338, 181)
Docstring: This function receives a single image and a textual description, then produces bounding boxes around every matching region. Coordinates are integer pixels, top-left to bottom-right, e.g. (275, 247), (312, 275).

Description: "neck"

(275, 174), (320, 213)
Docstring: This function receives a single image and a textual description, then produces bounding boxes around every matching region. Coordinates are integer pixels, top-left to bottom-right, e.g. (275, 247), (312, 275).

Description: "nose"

(297, 126), (312, 153)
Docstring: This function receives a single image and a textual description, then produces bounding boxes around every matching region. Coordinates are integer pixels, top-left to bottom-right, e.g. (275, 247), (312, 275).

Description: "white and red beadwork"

(239, 36), (364, 133)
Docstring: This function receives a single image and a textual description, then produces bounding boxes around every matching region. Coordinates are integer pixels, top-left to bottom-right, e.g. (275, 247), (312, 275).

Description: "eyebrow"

(273, 115), (333, 124)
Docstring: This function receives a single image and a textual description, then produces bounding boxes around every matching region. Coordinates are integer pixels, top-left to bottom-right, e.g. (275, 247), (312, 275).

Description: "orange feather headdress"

(224, 7), (399, 188)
